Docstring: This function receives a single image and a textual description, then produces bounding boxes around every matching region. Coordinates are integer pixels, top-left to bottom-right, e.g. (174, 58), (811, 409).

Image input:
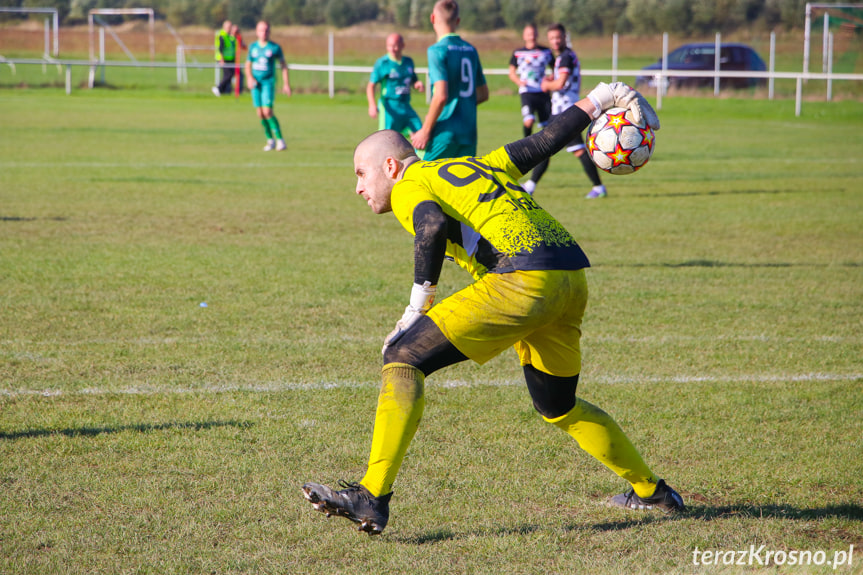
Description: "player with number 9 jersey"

(425, 36), (486, 160)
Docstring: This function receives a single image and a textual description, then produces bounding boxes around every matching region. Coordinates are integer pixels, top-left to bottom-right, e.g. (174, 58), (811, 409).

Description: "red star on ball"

(640, 127), (655, 150)
(605, 110), (629, 133)
(587, 131), (599, 153)
(608, 143), (633, 167)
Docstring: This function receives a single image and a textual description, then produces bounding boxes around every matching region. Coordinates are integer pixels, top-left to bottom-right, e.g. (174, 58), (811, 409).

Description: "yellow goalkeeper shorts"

(426, 269), (588, 377)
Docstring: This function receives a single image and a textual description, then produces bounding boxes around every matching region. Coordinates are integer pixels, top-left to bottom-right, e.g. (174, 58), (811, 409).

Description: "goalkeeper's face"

(354, 147), (395, 215)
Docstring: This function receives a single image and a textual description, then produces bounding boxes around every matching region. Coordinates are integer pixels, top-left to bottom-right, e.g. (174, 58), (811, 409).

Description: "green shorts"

(423, 135), (477, 161)
(252, 78), (275, 108)
(427, 269), (588, 377)
(378, 99), (422, 136)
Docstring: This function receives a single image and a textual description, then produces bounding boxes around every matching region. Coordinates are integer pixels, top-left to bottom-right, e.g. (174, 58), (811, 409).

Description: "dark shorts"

(520, 92), (551, 127)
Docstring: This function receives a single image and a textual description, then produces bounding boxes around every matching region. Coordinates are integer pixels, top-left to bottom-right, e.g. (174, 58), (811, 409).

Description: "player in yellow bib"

(302, 82), (684, 535)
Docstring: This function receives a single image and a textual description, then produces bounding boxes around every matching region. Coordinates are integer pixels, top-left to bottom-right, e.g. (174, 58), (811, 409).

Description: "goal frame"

(0, 7), (59, 57)
(803, 2), (863, 74)
(88, 8), (155, 63)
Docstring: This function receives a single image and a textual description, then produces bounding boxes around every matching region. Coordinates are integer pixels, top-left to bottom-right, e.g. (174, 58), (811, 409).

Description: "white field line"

(1, 372), (861, 398)
(3, 334), (860, 347)
(0, 161), (347, 169)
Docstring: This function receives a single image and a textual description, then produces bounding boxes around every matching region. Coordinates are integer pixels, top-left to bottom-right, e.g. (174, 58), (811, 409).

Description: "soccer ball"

(586, 107), (655, 175)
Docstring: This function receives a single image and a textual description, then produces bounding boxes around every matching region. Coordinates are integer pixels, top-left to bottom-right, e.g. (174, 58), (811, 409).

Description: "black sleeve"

(504, 104), (592, 175)
(412, 200), (448, 286)
(559, 51), (576, 72)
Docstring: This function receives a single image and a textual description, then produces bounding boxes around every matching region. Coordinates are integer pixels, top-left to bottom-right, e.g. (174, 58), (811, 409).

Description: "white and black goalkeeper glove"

(382, 281), (437, 355)
(586, 81), (660, 130)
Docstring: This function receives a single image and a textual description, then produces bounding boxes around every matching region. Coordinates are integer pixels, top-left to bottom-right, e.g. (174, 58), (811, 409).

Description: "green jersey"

(247, 41), (284, 81)
(370, 55), (418, 103)
(427, 34), (486, 145)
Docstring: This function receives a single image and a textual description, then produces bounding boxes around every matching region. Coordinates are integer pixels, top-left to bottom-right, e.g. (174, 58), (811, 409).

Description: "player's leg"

(303, 272), (559, 534)
(218, 61), (234, 94)
(517, 269), (682, 511)
(568, 132), (606, 198)
(303, 316), (466, 534)
(522, 94), (553, 194)
(260, 107), (277, 151)
(521, 93), (536, 138)
(359, 318), (468, 497)
(355, 272), (557, 502)
(259, 81), (286, 151)
(252, 84), (274, 148)
(525, 366), (659, 493)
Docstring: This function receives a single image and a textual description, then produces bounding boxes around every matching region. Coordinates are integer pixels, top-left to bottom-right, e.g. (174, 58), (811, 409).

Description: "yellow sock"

(545, 398), (659, 498)
(360, 363), (425, 497)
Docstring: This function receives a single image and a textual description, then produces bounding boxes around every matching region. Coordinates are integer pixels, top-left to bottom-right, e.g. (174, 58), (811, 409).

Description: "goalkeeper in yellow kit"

(302, 82), (684, 535)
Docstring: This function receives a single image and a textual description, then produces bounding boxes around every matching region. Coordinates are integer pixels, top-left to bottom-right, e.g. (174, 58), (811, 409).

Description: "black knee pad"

(382, 315), (468, 376)
(523, 364), (578, 419)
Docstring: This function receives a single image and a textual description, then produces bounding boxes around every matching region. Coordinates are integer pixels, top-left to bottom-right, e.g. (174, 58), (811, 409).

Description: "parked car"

(635, 43), (767, 90)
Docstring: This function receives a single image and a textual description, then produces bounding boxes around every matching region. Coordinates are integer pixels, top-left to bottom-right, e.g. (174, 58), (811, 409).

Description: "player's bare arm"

(508, 64), (526, 88)
(541, 69), (569, 93)
(411, 79), (447, 150)
(366, 82), (378, 118)
(245, 60), (255, 89)
(476, 83), (489, 105)
(280, 59), (291, 96)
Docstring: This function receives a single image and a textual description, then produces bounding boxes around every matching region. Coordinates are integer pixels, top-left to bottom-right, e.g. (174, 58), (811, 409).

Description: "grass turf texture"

(1, 90), (862, 574)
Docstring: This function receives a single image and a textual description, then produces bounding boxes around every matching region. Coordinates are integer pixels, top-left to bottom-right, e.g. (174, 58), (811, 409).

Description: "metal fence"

(1, 30), (860, 117)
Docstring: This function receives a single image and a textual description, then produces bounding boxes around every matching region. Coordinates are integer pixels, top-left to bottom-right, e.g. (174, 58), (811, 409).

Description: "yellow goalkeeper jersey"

(390, 147), (590, 280)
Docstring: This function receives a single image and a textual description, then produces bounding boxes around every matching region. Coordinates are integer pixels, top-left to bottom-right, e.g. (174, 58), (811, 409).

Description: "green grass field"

(1, 88), (862, 574)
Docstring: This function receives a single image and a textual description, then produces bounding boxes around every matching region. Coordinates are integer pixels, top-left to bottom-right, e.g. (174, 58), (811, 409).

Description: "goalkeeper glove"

(586, 82), (660, 130)
(382, 281), (436, 354)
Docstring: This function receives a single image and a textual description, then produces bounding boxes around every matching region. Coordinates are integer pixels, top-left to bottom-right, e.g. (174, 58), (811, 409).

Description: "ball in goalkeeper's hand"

(586, 107), (655, 175)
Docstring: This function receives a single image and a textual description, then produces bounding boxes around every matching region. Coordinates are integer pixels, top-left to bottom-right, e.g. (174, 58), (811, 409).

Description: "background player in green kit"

(244, 20), (291, 152)
(302, 81), (684, 535)
(410, 0), (488, 160)
(367, 33), (424, 141)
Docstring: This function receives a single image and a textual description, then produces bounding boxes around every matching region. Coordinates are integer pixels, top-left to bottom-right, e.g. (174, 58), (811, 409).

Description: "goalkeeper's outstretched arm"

(505, 82), (660, 175)
(504, 102), (593, 176)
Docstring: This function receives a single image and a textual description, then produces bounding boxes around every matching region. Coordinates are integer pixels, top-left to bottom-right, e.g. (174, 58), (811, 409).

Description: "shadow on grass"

(598, 260), (862, 268)
(392, 523), (543, 545)
(0, 216), (67, 222)
(0, 419), (253, 440)
(391, 504), (863, 545)
(686, 502), (863, 522)
(627, 188), (849, 199)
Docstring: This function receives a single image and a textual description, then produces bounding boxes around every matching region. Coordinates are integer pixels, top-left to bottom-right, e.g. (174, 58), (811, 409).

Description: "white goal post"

(803, 3), (863, 74)
(175, 45), (220, 85)
(88, 8), (155, 63)
(0, 7), (59, 57)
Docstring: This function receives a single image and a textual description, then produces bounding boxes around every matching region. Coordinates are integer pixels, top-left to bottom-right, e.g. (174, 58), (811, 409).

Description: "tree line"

(0, 0), (837, 35)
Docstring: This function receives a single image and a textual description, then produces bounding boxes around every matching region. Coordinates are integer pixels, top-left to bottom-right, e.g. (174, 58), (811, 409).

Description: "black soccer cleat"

(301, 480), (392, 535)
(609, 479), (685, 513)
